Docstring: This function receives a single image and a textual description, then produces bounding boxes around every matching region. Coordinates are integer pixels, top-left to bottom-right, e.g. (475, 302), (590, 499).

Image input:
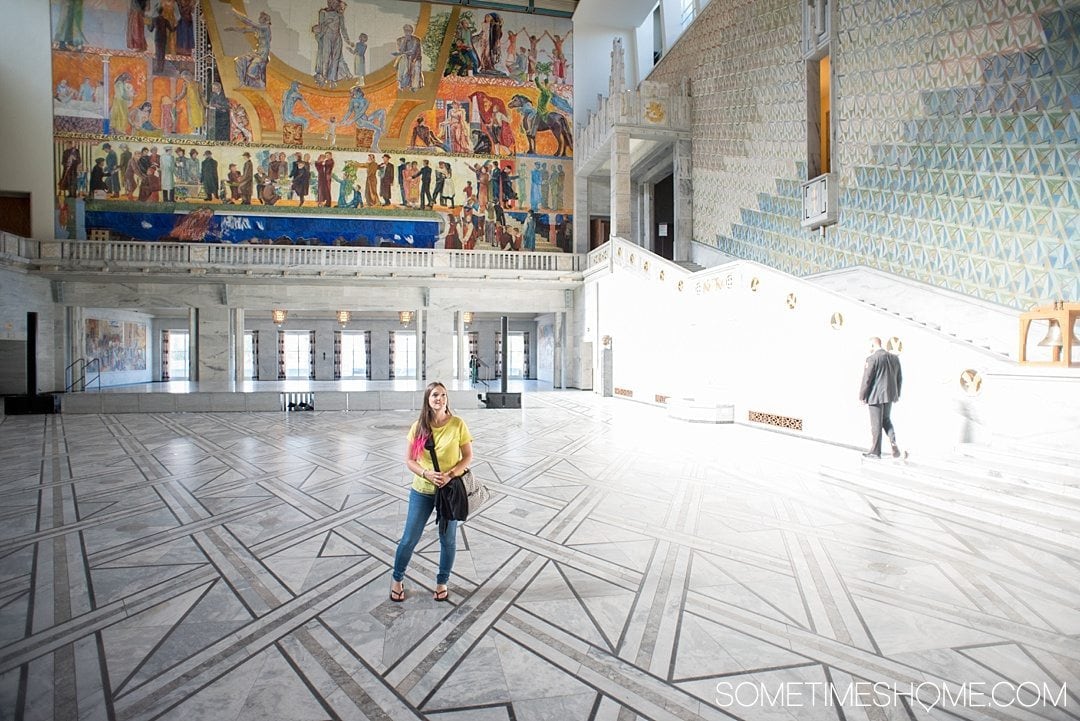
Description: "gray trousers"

(868, 402), (897, 455)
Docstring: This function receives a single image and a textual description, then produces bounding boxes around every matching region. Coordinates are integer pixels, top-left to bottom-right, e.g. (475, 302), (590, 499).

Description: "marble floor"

(0, 393), (1077, 720)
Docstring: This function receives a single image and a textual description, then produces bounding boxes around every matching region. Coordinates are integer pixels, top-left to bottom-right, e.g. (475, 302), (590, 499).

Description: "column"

(554, 311), (564, 389)
(415, 307), (425, 381)
(188, 307), (199, 381)
(68, 306), (84, 390)
(424, 309), (454, 384)
(456, 311), (467, 381)
(572, 166), (590, 253)
(642, 182), (654, 253)
(232, 308), (245, 383)
(314, 323), (334, 380)
(609, 127), (632, 240)
(673, 138), (693, 262)
(196, 306), (230, 388)
(630, 181), (641, 246)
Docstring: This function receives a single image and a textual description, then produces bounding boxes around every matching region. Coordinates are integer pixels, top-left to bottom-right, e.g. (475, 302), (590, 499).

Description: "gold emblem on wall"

(750, 278), (760, 291)
(830, 312), (844, 329)
(886, 336), (903, 353)
(786, 293), (797, 309)
(644, 101), (666, 123)
(959, 369), (983, 395)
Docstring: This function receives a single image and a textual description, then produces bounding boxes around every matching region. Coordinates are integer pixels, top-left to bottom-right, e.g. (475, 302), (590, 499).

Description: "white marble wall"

(196, 307), (231, 388)
(0, 268), (57, 393)
(424, 309), (455, 384)
(610, 129), (632, 238)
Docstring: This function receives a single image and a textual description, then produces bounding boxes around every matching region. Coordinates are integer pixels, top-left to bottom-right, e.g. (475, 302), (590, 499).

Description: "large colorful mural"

(50, 0), (574, 251)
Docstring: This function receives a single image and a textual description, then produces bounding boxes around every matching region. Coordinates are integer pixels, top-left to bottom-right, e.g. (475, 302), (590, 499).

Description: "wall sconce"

(462, 311), (474, 326)
(336, 310), (351, 327)
(399, 310), (413, 327)
(271, 309), (287, 326)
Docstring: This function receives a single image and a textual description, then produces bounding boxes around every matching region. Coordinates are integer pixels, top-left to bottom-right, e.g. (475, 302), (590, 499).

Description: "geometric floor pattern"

(0, 393), (1077, 720)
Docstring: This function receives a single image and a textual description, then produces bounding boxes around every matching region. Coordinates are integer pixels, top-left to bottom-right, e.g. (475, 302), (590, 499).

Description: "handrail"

(65, 357), (101, 392)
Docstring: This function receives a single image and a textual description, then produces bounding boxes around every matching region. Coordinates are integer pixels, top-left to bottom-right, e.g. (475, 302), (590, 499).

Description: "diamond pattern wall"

(649, 0), (1079, 310)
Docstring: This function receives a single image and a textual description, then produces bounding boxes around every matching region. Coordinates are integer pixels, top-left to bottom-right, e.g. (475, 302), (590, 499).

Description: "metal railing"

(65, 357), (101, 392)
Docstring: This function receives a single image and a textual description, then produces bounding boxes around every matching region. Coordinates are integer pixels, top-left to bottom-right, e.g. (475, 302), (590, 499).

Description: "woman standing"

(391, 382), (473, 603)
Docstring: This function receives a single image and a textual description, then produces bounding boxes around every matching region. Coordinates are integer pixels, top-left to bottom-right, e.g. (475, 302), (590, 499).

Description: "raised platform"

(54, 379), (553, 414)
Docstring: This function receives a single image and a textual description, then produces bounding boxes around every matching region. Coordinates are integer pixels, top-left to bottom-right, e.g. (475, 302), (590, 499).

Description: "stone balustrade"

(15, 239), (583, 277)
(576, 80), (692, 171)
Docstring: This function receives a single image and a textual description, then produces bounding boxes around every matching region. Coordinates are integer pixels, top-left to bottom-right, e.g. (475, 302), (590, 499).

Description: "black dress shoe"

(862, 452), (881, 459)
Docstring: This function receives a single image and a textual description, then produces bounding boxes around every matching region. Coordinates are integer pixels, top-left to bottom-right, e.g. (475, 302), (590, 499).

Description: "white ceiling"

(572, 0), (657, 28)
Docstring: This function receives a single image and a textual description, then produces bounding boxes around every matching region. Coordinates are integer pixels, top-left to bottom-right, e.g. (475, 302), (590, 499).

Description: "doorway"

(653, 174), (674, 260)
(589, 216), (610, 250)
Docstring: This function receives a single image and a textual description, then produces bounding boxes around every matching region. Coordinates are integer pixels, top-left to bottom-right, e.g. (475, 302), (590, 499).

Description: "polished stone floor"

(0, 393), (1077, 720)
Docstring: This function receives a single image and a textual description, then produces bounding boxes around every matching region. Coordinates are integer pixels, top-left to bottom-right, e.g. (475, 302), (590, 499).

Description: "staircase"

(806, 266), (1018, 359)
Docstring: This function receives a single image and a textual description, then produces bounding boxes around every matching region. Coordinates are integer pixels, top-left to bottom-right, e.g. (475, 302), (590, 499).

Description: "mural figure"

(227, 9), (272, 89)
(445, 101), (470, 153)
(282, 81), (317, 129)
(545, 30), (572, 83)
(312, 0), (351, 88)
(447, 15), (479, 77)
(149, 6), (174, 74)
(392, 24), (423, 92)
(55, 0), (86, 50)
(175, 70), (204, 136)
(201, 150), (219, 201)
(480, 13), (503, 73)
(127, 0), (148, 51)
(347, 33), (368, 83)
(340, 85), (386, 149)
(509, 93), (573, 156)
(175, 0), (196, 56)
(109, 72), (135, 134)
(59, 141), (81, 197)
(409, 115), (445, 150)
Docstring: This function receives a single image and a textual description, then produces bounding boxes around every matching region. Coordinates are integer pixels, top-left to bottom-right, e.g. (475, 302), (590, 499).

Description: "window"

(392, 331), (417, 379)
(508, 333), (526, 379)
(680, 0), (695, 30)
(168, 330), (189, 380)
(808, 54), (831, 177)
(244, 331), (256, 379)
(652, 4), (663, 63)
(340, 331), (369, 378)
(283, 331), (312, 379)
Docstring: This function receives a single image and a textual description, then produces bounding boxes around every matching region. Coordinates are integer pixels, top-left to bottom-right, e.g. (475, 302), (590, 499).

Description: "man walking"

(858, 337), (904, 459)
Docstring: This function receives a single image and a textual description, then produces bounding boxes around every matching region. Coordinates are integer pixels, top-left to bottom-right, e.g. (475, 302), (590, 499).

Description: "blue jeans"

(392, 489), (458, 585)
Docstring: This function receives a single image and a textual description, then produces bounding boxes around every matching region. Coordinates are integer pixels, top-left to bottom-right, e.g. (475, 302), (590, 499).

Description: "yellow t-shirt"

(409, 415), (473, 494)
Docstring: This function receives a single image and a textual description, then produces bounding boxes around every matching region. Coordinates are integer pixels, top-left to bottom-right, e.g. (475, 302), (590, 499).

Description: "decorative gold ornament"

(959, 369), (983, 396)
(644, 101), (666, 123)
(643, 261), (649, 272)
(462, 311), (474, 326)
(750, 277), (760, 291)
(677, 280), (684, 291)
(886, 336), (903, 353)
(830, 312), (844, 330)
(399, 310), (413, 327)
(336, 310), (351, 326)
(271, 309), (287, 326)
(659, 270), (665, 281)
(786, 293), (797, 309)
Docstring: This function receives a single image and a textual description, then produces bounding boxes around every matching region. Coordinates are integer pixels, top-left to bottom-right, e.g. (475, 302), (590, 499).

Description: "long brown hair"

(410, 382), (452, 460)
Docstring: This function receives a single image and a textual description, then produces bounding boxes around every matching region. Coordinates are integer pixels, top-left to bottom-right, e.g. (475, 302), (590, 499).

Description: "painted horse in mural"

(508, 94), (573, 157)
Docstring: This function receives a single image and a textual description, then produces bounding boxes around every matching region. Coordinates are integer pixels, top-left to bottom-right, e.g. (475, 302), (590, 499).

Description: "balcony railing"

(576, 80), (692, 170)
(19, 240), (583, 276)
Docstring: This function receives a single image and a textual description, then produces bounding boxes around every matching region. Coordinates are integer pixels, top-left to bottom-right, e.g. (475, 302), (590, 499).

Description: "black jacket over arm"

(435, 476), (469, 533)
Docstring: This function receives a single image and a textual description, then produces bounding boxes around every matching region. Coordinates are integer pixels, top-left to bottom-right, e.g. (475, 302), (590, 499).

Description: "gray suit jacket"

(859, 349), (902, 404)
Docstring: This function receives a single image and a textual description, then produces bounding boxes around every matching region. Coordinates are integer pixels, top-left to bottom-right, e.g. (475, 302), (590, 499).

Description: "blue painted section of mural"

(83, 210), (442, 247)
